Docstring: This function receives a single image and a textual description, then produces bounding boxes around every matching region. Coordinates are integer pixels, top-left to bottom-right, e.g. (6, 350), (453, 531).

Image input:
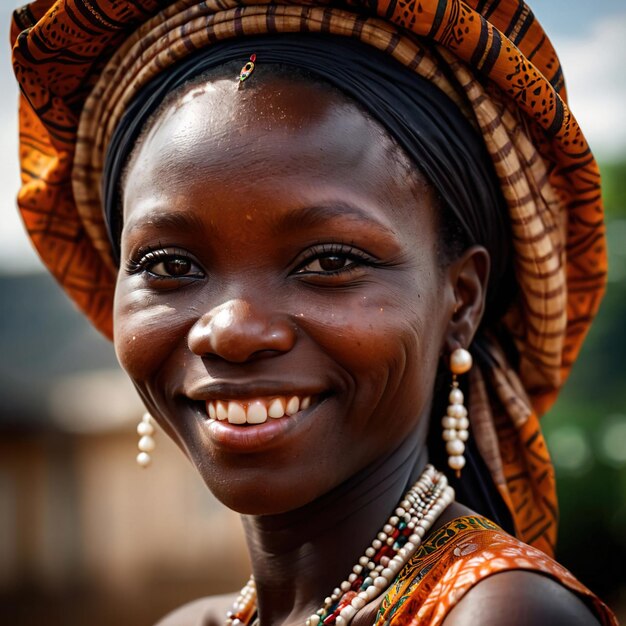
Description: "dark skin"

(115, 74), (599, 626)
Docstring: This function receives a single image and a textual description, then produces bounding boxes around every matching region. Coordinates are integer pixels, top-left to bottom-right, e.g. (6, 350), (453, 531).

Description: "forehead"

(122, 74), (436, 236)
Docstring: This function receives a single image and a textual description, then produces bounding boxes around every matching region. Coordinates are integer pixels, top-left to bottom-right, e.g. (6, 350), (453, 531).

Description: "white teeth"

(216, 401), (228, 421)
(268, 398), (285, 418)
(286, 396), (300, 416)
(206, 395), (316, 424)
(247, 401), (268, 424)
(227, 401), (247, 424)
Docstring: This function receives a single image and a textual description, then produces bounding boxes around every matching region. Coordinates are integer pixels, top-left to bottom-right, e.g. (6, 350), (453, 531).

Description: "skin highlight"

(113, 72), (597, 626)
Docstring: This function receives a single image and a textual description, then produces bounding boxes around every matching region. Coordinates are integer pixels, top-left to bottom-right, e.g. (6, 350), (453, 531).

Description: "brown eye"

(164, 258), (191, 276)
(294, 245), (375, 278)
(318, 256), (348, 272)
(148, 255), (202, 278)
(300, 255), (352, 273)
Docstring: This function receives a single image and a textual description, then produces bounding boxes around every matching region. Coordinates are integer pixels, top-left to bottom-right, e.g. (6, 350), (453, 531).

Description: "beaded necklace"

(225, 465), (454, 626)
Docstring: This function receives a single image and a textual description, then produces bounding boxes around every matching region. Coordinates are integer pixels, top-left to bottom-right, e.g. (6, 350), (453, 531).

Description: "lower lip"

(199, 402), (323, 453)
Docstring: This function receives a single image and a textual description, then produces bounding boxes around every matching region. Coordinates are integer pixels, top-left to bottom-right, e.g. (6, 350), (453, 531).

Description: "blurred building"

(0, 273), (250, 626)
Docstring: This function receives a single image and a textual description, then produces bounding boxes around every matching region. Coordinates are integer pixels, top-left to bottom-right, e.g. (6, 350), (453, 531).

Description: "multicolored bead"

(227, 466), (454, 626)
(238, 54), (257, 83)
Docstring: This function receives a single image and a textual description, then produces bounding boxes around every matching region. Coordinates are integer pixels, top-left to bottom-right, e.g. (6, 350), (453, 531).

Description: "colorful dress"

(376, 516), (617, 626)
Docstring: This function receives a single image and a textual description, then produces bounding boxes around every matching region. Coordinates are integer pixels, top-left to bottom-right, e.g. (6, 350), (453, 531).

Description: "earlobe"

(445, 245), (490, 351)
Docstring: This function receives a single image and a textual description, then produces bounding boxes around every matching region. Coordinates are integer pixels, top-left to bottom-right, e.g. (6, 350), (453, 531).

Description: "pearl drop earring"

(442, 348), (472, 477)
(136, 412), (156, 467)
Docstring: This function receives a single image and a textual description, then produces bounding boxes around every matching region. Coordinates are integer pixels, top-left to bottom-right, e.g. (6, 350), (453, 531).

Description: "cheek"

(300, 277), (445, 425)
(112, 278), (193, 387)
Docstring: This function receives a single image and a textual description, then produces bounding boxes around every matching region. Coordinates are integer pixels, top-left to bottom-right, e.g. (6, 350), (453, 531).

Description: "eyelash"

(125, 243), (377, 281)
(294, 243), (376, 275)
(125, 247), (203, 280)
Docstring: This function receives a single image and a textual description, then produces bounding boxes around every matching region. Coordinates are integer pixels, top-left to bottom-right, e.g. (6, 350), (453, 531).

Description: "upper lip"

(185, 380), (327, 402)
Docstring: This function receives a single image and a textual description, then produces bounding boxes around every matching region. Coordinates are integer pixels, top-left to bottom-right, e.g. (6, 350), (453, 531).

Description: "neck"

(241, 435), (429, 626)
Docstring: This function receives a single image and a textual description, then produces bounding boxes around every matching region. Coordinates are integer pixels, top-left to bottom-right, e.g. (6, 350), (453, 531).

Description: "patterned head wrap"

(11, 0), (607, 557)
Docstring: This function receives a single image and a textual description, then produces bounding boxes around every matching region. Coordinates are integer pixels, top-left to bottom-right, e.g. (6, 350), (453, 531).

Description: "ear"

(443, 245), (490, 353)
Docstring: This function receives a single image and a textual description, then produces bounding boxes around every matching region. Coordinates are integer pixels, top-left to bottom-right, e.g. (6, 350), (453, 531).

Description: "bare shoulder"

(154, 592), (238, 626)
(442, 570), (601, 626)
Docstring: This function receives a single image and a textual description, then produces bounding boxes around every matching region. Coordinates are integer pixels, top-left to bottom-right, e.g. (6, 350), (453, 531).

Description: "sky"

(1, 2), (625, 274)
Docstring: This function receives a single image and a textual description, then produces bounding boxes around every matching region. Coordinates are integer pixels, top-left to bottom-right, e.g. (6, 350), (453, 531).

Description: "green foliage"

(541, 160), (626, 601)
(602, 160), (626, 218)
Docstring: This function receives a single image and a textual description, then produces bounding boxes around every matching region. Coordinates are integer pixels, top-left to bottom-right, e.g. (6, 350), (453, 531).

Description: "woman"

(11, 1), (618, 625)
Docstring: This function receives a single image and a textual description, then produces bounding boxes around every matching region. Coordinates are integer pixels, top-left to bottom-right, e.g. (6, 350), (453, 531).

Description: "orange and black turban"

(11, 0), (607, 558)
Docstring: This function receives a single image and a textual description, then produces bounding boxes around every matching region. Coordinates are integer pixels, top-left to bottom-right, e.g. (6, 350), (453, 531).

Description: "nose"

(188, 299), (297, 363)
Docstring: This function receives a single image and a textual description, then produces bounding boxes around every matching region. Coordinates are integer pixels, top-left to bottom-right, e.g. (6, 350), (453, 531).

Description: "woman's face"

(115, 73), (459, 514)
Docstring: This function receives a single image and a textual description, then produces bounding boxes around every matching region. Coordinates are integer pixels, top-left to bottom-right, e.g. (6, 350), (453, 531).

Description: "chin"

(197, 467), (327, 516)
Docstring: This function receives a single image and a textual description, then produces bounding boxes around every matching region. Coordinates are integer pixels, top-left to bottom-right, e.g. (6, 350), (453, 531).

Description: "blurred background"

(1, 1), (625, 624)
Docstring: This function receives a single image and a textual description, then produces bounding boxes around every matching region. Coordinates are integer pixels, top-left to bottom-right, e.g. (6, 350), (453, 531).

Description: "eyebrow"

(123, 210), (208, 236)
(122, 202), (396, 239)
(269, 202), (396, 237)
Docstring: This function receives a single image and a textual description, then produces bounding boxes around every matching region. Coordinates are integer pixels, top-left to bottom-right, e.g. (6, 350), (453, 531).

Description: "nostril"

(187, 300), (297, 363)
(248, 349), (287, 361)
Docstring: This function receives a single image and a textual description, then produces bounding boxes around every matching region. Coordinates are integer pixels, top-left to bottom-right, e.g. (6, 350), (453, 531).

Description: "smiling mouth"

(205, 394), (315, 425)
